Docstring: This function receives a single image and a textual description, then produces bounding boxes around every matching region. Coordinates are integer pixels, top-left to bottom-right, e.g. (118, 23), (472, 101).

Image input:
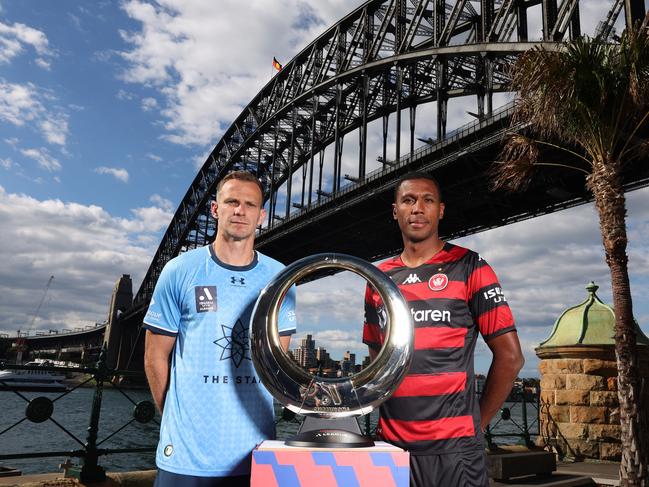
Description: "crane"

(16, 275), (54, 364)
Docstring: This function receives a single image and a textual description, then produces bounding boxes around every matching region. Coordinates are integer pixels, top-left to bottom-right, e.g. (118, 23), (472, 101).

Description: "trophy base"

(285, 416), (375, 448)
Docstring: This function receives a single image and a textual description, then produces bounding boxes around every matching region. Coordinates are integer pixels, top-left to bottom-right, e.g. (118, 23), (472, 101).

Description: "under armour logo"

(230, 276), (245, 286)
(402, 273), (421, 285)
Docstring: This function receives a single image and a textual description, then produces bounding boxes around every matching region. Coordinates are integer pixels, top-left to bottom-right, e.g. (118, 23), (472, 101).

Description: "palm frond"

(490, 135), (539, 191)
(493, 23), (649, 193)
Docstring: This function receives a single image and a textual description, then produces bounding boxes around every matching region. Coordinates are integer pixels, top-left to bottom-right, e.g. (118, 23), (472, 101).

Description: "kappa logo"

(428, 273), (449, 291)
(402, 273), (421, 285)
(230, 276), (246, 286)
(194, 286), (217, 313)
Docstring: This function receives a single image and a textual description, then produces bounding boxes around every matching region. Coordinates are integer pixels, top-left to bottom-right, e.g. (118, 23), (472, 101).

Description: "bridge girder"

(130, 0), (643, 317)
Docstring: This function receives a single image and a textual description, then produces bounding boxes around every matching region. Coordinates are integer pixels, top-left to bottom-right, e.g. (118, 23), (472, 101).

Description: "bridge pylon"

(103, 274), (133, 370)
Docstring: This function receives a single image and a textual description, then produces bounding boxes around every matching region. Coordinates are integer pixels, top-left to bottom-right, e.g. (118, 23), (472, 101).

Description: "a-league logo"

(194, 286), (217, 313)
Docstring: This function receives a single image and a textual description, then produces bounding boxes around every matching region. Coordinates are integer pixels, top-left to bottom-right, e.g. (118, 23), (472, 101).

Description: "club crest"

(428, 273), (448, 291)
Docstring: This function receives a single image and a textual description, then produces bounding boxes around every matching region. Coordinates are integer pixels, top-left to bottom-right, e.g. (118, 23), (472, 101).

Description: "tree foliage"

(493, 28), (649, 192)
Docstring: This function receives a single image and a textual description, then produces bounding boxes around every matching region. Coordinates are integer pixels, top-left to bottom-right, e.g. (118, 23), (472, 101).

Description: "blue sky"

(1, 0), (648, 378)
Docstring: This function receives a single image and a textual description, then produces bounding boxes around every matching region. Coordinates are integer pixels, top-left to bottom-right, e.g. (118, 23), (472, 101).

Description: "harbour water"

(0, 388), (538, 475)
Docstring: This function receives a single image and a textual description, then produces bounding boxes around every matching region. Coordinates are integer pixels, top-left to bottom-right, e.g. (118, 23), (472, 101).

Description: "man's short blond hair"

(216, 170), (263, 198)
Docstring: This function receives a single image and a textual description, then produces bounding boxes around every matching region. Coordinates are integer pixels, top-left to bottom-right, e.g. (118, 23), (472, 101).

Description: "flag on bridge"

(272, 57), (282, 71)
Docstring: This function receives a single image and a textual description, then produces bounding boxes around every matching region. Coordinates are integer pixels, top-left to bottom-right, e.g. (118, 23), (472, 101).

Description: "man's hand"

(479, 331), (524, 432)
(144, 330), (176, 413)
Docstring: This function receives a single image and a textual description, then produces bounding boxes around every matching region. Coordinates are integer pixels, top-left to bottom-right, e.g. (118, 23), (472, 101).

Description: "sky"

(0, 0), (647, 378)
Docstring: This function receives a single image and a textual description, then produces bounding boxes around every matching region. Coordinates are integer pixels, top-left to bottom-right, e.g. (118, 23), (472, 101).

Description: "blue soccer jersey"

(143, 245), (296, 477)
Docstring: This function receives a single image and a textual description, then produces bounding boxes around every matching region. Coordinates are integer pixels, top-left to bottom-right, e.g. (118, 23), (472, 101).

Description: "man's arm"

(144, 330), (177, 413)
(479, 331), (524, 431)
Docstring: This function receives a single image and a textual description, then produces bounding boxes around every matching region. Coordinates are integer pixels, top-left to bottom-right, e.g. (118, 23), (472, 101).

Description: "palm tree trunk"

(589, 160), (648, 487)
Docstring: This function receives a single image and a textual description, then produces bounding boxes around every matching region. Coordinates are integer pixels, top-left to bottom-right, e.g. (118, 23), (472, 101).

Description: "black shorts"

(410, 449), (489, 487)
(153, 468), (250, 487)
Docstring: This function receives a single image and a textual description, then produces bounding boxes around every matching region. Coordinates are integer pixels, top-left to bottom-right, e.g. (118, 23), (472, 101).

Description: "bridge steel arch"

(124, 0), (646, 329)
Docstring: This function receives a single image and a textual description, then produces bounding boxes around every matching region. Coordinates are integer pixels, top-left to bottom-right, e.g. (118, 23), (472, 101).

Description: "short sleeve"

(363, 284), (385, 351)
(277, 284), (297, 336)
(467, 255), (516, 341)
(143, 261), (181, 336)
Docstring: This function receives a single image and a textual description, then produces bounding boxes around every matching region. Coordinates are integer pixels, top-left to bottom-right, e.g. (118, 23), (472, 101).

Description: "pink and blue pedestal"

(251, 440), (409, 487)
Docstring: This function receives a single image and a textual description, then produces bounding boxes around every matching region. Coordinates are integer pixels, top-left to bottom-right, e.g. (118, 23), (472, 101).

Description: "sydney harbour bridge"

(100, 0), (649, 371)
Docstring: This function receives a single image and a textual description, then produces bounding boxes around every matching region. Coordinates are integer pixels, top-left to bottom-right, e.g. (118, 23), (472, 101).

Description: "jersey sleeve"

(143, 261), (182, 336)
(363, 284), (385, 351)
(467, 254), (516, 341)
(277, 284), (297, 336)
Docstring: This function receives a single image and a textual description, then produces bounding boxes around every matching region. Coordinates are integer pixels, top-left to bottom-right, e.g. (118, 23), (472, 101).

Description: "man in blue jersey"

(143, 170), (296, 487)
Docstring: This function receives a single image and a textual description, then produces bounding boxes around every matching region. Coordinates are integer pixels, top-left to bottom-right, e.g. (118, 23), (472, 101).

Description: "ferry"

(0, 361), (68, 392)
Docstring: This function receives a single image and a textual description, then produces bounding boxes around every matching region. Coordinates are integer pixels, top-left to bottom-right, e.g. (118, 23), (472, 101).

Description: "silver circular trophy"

(250, 253), (413, 448)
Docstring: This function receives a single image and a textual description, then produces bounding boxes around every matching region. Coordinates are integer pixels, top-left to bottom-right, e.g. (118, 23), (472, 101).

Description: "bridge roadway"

(1, 324), (106, 362)
(254, 104), (649, 264)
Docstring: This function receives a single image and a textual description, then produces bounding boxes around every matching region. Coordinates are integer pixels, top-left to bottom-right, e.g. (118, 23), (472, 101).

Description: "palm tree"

(491, 23), (649, 487)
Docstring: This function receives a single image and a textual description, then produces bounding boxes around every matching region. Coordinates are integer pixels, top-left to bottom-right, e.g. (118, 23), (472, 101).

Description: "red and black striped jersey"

(363, 242), (516, 455)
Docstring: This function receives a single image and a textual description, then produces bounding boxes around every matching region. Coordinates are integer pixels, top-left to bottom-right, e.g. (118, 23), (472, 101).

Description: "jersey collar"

(208, 245), (259, 271)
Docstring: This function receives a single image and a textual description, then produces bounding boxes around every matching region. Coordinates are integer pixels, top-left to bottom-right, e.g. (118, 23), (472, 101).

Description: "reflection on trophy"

(250, 253), (414, 448)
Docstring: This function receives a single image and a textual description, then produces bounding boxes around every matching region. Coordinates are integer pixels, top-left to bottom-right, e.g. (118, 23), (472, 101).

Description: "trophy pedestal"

(251, 440), (409, 487)
(286, 416), (374, 448)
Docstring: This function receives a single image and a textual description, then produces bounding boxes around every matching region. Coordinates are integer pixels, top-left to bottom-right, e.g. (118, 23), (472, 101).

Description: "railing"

(0, 349), (157, 482)
(1, 350), (539, 481)
(484, 390), (540, 450)
(277, 387), (541, 449)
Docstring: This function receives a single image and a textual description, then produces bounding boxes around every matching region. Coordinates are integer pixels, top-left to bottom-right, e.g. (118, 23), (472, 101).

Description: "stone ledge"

(487, 450), (556, 481)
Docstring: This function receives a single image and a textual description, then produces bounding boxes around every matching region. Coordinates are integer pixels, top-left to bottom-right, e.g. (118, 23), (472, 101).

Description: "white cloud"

(124, 205), (173, 233)
(94, 166), (130, 183)
(116, 89), (135, 101)
(119, 0), (363, 147)
(68, 13), (82, 31)
(0, 81), (43, 126)
(141, 96), (158, 111)
(0, 186), (172, 334)
(34, 57), (51, 70)
(20, 147), (61, 171)
(0, 157), (13, 169)
(149, 193), (173, 211)
(146, 152), (162, 161)
(0, 20), (52, 65)
(0, 80), (70, 146)
(39, 114), (69, 146)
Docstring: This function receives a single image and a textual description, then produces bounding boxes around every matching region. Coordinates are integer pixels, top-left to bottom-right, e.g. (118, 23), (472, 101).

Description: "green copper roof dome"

(538, 282), (649, 348)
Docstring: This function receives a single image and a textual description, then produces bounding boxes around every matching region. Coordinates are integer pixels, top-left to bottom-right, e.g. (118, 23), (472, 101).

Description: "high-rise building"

(293, 334), (316, 368)
(343, 350), (356, 366)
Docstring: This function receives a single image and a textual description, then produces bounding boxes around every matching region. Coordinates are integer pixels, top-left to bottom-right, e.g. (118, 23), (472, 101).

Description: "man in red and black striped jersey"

(363, 172), (524, 487)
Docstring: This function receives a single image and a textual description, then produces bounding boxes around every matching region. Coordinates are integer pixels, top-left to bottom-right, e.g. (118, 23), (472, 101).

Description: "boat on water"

(0, 361), (68, 392)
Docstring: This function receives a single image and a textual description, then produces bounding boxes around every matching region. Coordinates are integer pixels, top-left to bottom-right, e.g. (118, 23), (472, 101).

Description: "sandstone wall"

(538, 357), (621, 460)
